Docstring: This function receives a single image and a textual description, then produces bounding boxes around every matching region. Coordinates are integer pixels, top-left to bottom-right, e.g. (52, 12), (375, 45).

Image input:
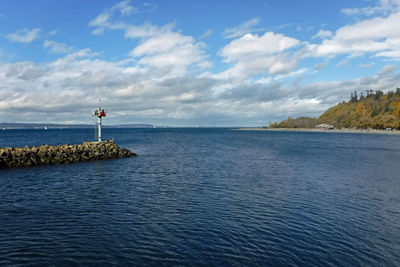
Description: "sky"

(1, 0), (400, 126)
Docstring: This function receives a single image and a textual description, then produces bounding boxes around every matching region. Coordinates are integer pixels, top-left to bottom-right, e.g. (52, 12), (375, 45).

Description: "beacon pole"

(97, 107), (102, 142)
(94, 105), (106, 142)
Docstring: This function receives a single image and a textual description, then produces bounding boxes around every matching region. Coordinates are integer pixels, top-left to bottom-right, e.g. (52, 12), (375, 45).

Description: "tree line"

(350, 88), (400, 102)
(269, 87), (400, 129)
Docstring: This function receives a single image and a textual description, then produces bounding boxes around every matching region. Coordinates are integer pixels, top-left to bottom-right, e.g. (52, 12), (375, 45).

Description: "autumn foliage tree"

(319, 88), (400, 129)
(270, 88), (400, 129)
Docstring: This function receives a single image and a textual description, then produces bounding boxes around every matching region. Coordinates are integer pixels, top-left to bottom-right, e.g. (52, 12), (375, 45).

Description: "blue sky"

(1, 0), (400, 126)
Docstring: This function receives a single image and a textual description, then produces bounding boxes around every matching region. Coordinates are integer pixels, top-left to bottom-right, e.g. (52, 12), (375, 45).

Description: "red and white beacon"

(94, 105), (106, 142)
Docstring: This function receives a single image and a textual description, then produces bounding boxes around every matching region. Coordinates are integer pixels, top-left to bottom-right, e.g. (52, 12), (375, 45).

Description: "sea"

(0, 128), (399, 266)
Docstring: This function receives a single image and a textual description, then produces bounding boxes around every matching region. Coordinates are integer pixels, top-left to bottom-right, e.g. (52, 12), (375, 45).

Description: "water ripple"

(1, 129), (400, 265)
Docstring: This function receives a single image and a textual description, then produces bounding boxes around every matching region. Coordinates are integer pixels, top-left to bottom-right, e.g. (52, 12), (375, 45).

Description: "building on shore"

(315, 124), (335, 130)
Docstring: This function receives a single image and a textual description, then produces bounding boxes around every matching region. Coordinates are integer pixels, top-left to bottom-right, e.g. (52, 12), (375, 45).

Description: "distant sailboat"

(44, 126), (48, 130)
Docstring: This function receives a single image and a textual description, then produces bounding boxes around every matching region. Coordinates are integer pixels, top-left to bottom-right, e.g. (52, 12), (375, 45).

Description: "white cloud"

(378, 64), (397, 75)
(89, 3), (210, 76)
(142, 2), (158, 11)
(89, 12), (126, 35)
(220, 32), (299, 62)
(89, 1), (157, 35)
(200, 29), (213, 39)
(89, 1), (134, 34)
(337, 59), (349, 67)
(124, 23), (175, 38)
(112, 0), (136, 16)
(312, 29), (333, 39)
(312, 11), (400, 60)
(1, 45), (399, 126)
(90, 13), (110, 28)
(49, 30), (58, 35)
(341, 0), (400, 17)
(130, 32), (190, 56)
(222, 18), (261, 39)
(127, 24), (210, 75)
(214, 65), (400, 122)
(212, 32), (300, 82)
(255, 68), (309, 84)
(376, 50), (400, 59)
(43, 40), (74, 54)
(6, 28), (41, 43)
(358, 62), (375, 68)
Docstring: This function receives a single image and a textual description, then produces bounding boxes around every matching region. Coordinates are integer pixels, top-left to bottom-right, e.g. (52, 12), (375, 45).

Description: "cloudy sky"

(1, 0), (400, 126)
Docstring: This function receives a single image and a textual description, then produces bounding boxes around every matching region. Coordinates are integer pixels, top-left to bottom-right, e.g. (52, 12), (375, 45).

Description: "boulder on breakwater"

(0, 140), (136, 169)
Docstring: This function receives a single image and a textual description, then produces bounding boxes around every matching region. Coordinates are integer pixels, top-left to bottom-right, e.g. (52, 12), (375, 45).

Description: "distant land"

(0, 123), (154, 130)
(269, 88), (400, 130)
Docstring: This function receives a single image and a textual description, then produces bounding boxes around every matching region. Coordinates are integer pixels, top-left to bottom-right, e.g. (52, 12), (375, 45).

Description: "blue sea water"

(0, 128), (400, 266)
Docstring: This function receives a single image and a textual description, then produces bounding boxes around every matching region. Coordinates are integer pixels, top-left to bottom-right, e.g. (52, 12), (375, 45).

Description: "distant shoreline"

(0, 123), (154, 130)
(238, 127), (400, 135)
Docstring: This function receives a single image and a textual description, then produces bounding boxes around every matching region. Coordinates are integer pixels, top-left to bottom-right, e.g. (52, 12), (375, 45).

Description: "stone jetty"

(0, 140), (136, 169)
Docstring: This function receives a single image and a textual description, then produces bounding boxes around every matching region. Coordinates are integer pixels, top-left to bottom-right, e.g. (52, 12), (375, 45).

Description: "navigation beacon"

(93, 103), (106, 142)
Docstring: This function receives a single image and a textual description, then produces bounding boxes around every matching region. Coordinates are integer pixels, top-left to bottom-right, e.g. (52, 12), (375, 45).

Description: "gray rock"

(0, 141), (136, 169)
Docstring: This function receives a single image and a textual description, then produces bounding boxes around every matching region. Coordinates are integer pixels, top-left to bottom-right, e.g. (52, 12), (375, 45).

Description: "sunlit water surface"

(1, 128), (399, 265)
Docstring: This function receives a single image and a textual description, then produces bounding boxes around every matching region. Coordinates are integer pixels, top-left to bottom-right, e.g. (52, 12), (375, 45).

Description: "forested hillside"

(270, 88), (400, 129)
(319, 88), (400, 129)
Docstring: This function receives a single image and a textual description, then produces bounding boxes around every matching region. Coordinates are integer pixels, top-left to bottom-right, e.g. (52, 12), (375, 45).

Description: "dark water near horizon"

(0, 128), (399, 266)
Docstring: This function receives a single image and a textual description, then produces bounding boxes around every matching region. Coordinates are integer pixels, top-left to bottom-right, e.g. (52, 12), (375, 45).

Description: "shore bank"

(238, 128), (400, 135)
(0, 140), (136, 169)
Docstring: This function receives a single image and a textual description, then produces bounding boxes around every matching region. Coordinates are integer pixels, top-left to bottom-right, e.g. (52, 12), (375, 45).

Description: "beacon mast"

(93, 103), (106, 142)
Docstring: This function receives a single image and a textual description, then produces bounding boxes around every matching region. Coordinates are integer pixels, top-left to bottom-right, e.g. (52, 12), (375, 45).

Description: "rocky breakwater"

(0, 140), (136, 169)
